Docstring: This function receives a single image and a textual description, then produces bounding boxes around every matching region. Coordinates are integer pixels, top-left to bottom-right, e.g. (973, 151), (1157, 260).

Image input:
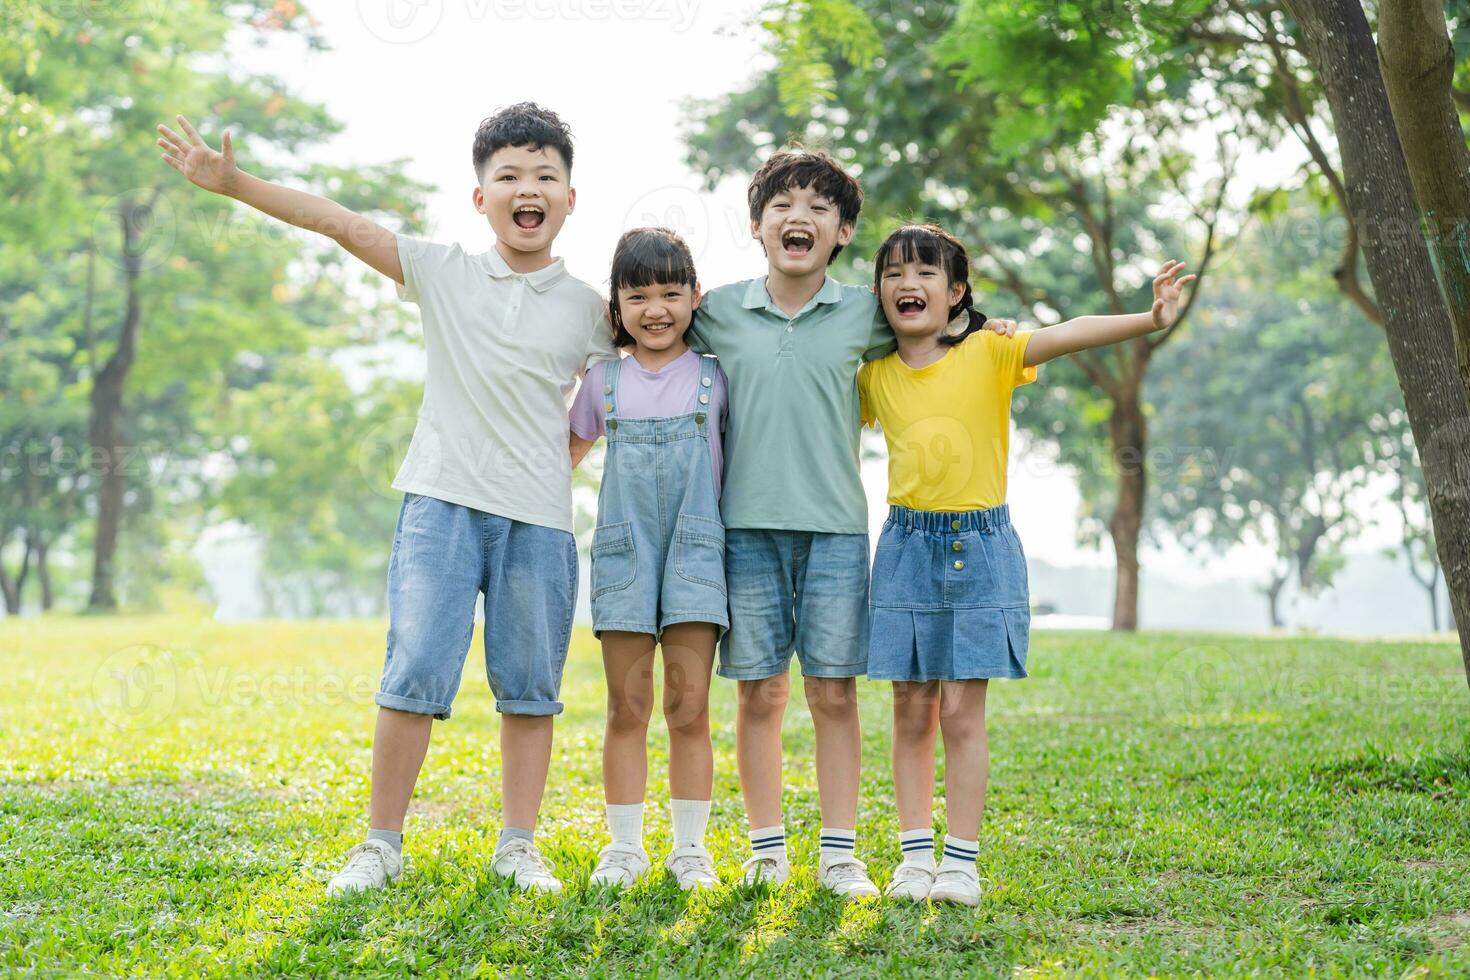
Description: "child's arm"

(1022, 261), (1195, 367)
(158, 115), (403, 285)
(570, 434), (597, 469)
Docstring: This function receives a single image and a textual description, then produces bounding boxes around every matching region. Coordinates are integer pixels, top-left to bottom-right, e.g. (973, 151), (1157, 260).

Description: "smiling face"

(751, 184), (853, 280)
(878, 248), (965, 342)
(614, 280), (701, 354)
(474, 143), (574, 259)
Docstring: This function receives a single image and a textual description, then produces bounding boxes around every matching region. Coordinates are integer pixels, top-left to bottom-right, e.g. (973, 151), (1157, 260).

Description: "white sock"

(939, 834), (979, 873)
(819, 826), (856, 861)
(670, 798), (711, 849)
(898, 827), (935, 868)
(606, 802), (644, 847)
(749, 823), (786, 859)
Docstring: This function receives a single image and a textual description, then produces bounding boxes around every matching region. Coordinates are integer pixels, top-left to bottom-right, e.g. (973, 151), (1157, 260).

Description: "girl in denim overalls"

(861, 224), (1195, 906)
(569, 228), (729, 891)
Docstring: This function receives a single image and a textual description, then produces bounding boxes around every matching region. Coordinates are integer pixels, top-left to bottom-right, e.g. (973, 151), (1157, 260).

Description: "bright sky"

(232, 0), (1409, 587)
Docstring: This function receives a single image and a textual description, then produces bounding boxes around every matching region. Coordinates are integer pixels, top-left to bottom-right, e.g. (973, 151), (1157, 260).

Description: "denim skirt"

(867, 504), (1030, 682)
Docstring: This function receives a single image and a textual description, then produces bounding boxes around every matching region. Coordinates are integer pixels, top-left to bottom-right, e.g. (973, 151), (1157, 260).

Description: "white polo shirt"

(392, 236), (617, 533)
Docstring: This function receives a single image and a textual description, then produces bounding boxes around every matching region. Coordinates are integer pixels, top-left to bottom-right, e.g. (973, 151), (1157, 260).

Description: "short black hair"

(472, 102), (574, 180)
(873, 224), (988, 346)
(747, 146), (864, 263)
(608, 228), (698, 348)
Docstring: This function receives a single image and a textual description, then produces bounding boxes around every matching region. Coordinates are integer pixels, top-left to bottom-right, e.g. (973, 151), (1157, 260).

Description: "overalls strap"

(602, 356), (623, 420)
(693, 354), (716, 427)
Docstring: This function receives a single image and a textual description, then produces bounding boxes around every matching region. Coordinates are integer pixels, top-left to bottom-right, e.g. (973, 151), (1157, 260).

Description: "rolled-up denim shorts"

(376, 493), (577, 719)
(718, 529), (870, 680)
(868, 504), (1030, 682)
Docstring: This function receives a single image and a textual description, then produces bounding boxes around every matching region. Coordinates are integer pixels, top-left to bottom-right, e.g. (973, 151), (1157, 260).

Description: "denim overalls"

(589, 354), (729, 638)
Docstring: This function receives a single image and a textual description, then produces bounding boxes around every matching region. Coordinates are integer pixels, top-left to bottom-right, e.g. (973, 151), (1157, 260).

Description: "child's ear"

(750, 219), (762, 241)
(567, 185), (576, 215)
(837, 221), (855, 246)
(472, 185), (485, 213)
(691, 282), (703, 309)
(950, 280), (966, 307)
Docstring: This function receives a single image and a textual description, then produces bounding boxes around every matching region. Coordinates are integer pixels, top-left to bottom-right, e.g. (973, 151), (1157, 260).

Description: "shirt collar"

(482, 248), (568, 292)
(741, 275), (844, 317)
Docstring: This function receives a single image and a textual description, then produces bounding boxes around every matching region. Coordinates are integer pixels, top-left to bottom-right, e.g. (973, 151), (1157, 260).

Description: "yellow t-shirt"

(858, 331), (1037, 512)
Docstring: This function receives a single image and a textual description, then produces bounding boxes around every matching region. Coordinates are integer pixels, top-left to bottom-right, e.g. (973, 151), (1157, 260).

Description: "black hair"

(747, 147), (864, 263)
(872, 224), (988, 345)
(472, 102), (574, 180)
(608, 228), (699, 348)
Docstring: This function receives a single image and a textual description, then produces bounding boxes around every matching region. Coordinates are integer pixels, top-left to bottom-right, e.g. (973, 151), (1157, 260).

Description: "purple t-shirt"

(570, 350), (728, 497)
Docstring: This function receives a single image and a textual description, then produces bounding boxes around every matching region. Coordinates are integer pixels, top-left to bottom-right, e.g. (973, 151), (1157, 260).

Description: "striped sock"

(939, 834), (979, 872)
(818, 826), (856, 861)
(749, 824), (786, 859)
(898, 827), (935, 868)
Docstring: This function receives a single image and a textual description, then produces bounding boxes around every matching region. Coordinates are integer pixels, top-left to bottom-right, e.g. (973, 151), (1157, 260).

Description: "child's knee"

(803, 676), (858, 720)
(606, 691), (654, 733)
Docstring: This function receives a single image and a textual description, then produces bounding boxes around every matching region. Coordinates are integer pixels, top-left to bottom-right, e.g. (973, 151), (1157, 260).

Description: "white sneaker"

(928, 867), (982, 906)
(739, 852), (790, 887)
(884, 861), (935, 901)
(665, 844), (719, 891)
(819, 855), (879, 900)
(327, 839), (403, 897)
(491, 838), (563, 894)
(589, 842), (650, 889)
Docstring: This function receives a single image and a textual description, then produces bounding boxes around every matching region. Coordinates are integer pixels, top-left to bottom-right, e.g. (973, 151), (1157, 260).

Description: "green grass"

(1, 617), (1468, 976)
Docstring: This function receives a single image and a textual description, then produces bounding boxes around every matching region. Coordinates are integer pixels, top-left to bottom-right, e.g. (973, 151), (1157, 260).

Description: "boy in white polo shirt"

(158, 103), (616, 895)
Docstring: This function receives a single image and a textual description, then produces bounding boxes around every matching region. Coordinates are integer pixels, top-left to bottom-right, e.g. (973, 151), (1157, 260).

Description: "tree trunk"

(1107, 391), (1147, 631)
(1378, 0), (1470, 417)
(0, 528), (22, 614)
(1284, 0), (1470, 688)
(35, 535), (54, 612)
(1265, 569), (1288, 629)
(87, 198), (150, 612)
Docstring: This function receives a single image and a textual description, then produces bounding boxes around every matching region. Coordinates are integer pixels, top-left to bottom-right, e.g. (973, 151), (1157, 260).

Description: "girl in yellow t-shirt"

(858, 224), (1195, 906)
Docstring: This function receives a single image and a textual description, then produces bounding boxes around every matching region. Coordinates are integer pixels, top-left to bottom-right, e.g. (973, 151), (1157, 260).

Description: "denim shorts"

(376, 493), (577, 719)
(868, 504), (1030, 682)
(718, 529), (870, 680)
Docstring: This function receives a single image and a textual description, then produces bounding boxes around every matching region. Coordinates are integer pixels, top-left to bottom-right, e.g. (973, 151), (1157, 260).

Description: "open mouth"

(895, 296), (927, 317)
(781, 230), (814, 256)
(641, 321), (673, 335)
(513, 205), (545, 230)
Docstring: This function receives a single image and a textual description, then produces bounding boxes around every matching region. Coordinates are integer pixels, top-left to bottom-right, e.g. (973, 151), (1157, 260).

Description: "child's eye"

(539, 174), (556, 181)
(499, 174), (516, 181)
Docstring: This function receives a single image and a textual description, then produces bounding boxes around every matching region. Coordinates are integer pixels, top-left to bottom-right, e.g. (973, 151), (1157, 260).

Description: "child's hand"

(1152, 260), (1197, 330)
(157, 115), (239, 196)
(988, 318), (1019, 338)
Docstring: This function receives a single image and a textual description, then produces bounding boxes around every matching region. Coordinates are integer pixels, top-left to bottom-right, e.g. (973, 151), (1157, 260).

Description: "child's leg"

(803, 676), (861, 830)
(891, 681), (941, 832)
(601, 630), (658, 805)
(660, 622), (717, 801)
(368, 707), (433, 832)
(938, 680), (990, 840)
(501, 714), (554, 832)
(736, 673), (789, 829)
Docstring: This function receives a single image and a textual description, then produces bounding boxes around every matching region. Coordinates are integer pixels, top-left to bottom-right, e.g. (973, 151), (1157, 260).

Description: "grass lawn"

(1, 617), (1468, 976)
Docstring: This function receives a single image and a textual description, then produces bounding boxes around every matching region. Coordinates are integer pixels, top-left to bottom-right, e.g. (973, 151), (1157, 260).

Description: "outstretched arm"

(1022, 261), (1196, 367)
(158, 114), (403, 285)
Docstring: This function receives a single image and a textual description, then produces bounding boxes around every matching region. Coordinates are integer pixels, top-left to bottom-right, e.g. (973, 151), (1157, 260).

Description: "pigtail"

(939, 285), (987, 346)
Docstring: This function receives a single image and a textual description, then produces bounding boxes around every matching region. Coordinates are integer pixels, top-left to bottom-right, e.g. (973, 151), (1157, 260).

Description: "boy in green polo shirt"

(688, 149), (1012, 898)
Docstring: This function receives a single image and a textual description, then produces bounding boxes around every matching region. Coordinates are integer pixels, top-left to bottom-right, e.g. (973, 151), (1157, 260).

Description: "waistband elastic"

(887, 503), (1010, 533)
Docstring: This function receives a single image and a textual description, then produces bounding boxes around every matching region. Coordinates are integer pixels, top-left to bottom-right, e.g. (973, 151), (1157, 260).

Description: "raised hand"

(157, 114), (239, 195)
(988, 317), (1019, 338)
(1151, 260), (1198, 330)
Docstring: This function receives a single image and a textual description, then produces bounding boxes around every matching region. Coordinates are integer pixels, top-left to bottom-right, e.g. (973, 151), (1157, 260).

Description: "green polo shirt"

(688, 276), (896, 533)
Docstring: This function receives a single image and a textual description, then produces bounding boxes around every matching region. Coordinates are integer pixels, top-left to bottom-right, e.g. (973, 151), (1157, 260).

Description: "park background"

(2, 0), (1470, 976)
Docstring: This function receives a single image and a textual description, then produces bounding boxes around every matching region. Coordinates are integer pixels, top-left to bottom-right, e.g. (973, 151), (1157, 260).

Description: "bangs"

(878, 226), (950, 272)
(610, 230), (697, 293)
